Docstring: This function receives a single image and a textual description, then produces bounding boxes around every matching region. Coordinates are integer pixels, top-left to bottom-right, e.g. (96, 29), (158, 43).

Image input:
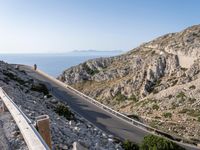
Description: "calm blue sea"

(0, 51), (122, 77)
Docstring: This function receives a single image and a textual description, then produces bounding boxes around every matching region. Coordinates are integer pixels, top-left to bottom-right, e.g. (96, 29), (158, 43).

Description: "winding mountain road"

(20, 65), (200, 150)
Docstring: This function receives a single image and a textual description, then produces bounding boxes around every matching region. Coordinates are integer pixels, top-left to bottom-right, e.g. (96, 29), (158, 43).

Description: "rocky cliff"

(59, 25), (200, 144)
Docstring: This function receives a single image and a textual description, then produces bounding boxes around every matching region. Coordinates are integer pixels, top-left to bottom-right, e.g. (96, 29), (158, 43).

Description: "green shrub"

(168, 95), (173, 99)
(189, 85), (196, 90)
(163, 112), (172, 118)
(179, 109), (189, 114)
(152, 89), (159, 94)
(141, 100), (150, 107)
(135, 101), (143, 107)
(176, 92), (186, 99)
(151, 51), (156, 55)
(82, 63), (99, 75)
(19, 70), (27, 75)
(3, 72), (26, 85)
(115, 92), (127, 101)
(31, 83), (49, 95)
(129, 94), (138, 102)
(152, 104), (159, 110)
(171, 80), (178, 86)
(122, 140), (139, 150)
(140, 134), (185, 150)
(198, 117), (200, 122)
(179, 109), (200, 117)
(187, 109), (200, 117)
(55, 104), (73, 120)
(188, 98), (196, 103)
(149, 120), (159, 128)
(171, 102), (178, 109)
(181, 67), (187, 71)
(155, 116), (161, 119)
(156, 79), (162, 86)
(4, 72), (15, 78)
(128, 114), (140, 121)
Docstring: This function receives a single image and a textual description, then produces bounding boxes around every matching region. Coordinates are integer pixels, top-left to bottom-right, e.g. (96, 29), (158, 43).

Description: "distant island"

(71, 50), (124, 53)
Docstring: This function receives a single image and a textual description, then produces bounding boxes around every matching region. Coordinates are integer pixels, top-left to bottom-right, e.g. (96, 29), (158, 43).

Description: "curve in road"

(20, 65), (200, 150)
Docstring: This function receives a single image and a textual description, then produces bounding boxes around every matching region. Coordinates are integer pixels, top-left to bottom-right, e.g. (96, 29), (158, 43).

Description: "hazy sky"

(0, 0), (199, 53)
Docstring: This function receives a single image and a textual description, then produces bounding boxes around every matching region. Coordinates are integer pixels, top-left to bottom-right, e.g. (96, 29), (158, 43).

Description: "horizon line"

(0, 50), (126, 54)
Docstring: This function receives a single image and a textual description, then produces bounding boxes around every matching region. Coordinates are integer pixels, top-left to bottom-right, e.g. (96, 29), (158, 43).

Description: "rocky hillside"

(0, 61), (123, 150)
(59, 25), (200, 144)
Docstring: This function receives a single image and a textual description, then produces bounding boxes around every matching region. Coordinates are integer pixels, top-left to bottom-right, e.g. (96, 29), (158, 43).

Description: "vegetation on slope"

(122, 134), (185, 150)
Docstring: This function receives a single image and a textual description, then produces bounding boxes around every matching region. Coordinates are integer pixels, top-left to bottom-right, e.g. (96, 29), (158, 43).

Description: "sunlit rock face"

(59, 25), (200, 98)
(59, 25), (200, 143)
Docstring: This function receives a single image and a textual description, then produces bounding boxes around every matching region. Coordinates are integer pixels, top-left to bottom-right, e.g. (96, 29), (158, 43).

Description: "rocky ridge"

(59, 25), (200, 144)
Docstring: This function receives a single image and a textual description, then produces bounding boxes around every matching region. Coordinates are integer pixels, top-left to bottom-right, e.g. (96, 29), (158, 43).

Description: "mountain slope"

(59, 25), (200, 144)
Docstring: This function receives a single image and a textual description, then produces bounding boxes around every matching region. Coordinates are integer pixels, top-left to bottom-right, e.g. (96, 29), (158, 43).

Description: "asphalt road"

(21, 65), (200, 150)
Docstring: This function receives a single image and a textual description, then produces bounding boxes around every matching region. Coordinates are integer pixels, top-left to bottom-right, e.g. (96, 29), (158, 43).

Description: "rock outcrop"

(59, 25), (200, 144)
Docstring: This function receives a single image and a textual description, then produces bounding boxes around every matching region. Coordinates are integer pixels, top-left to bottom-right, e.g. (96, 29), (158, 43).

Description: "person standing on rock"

(34, 64), (37, 70)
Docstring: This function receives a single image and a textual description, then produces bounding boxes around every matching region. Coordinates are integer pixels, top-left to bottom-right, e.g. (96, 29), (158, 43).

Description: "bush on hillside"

(55, 104), (74, 120)
(140, 135), (185, 150)
(163, 112), (172, 118)
(3, 72), (26, 85)
(115, 92), (127, 101)
(128, 94), (138, 102)
(82, 62), (99, 75)
(152, 104), (159, 110)
(31, 83), (49, 95)
(122, 140), (139, 150)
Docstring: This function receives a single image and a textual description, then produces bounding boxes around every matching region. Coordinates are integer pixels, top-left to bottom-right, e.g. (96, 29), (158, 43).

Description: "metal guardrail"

(0, 87), (50, 150)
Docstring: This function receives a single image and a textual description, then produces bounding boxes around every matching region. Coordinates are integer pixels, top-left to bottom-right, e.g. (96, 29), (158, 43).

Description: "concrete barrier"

(0, 87), (50, 150)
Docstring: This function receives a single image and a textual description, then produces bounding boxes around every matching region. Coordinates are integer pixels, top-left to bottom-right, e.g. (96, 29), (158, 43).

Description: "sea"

(0, 51), (123, 77)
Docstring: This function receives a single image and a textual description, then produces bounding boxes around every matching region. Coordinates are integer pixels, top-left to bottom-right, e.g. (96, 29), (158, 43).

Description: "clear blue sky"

(0, 0), (199, 53)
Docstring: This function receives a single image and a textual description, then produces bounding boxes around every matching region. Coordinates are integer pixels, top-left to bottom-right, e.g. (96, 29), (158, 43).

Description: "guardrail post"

(36, 115), (52, 150)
